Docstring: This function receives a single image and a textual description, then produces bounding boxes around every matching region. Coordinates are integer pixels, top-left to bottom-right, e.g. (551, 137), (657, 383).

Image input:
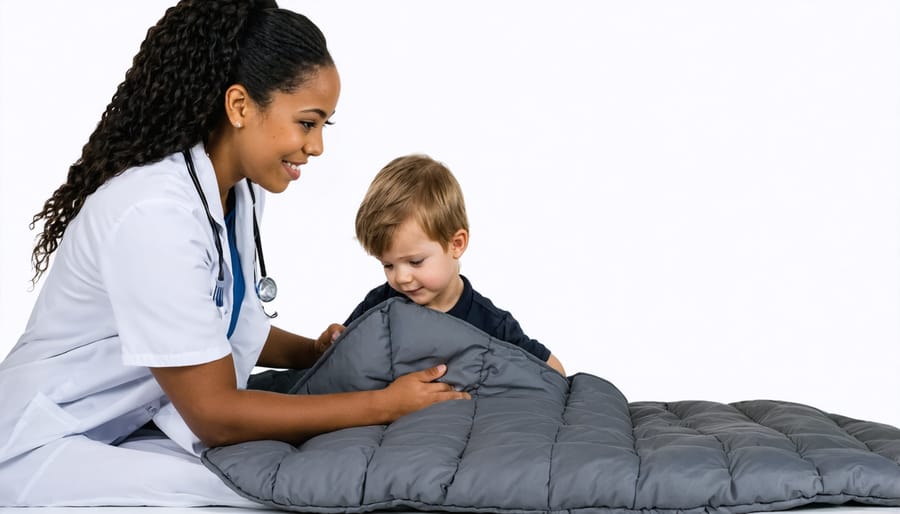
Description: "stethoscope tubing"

(183, 150), (277, 315)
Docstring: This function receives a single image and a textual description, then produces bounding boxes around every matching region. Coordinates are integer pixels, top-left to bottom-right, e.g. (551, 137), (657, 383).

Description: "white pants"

(0, 434), (265, 508)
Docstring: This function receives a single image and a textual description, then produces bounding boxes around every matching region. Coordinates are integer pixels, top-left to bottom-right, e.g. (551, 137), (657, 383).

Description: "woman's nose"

(303, 131), (324, 157)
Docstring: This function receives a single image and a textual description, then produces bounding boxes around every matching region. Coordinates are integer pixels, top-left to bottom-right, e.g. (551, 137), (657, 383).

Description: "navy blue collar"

(446, 275), (473, 318)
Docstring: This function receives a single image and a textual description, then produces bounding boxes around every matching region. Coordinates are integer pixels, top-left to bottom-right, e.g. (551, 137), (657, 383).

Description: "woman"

(0, 0), (468, 506)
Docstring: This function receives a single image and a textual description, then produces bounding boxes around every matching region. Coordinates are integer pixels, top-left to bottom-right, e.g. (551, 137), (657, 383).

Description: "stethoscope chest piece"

(256, 276), (278, 303)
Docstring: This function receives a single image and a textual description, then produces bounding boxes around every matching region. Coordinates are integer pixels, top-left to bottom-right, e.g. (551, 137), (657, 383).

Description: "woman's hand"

(314, 323), (344, 357)
(379, 364), (471, 420)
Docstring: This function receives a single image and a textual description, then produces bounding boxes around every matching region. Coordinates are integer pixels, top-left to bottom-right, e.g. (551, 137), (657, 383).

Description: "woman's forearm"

(152, 354), (468, 448)
(195, 387), (393, 447)
(256, 325), (318, 369)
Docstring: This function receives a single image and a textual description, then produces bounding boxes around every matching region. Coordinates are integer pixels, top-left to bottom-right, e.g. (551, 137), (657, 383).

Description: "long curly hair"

(29, 0), (333, 283)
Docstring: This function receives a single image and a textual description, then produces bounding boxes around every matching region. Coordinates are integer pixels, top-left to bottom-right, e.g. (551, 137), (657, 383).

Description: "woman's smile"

(283, 160), (303, 180)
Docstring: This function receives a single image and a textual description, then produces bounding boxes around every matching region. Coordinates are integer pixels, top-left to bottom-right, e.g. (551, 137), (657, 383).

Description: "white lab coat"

(0, 144), (271, 507)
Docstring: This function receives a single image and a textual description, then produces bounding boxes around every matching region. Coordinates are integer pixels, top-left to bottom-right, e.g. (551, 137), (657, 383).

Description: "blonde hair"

(356, 154), (469, 257)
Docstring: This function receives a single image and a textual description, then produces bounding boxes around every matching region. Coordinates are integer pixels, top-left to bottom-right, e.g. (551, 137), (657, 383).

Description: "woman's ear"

(449, 229), (469, 259)
(224, 84), (251, 129)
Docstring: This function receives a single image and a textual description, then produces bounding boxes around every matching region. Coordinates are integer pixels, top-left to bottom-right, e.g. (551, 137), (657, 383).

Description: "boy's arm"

(546, 353), (566, 376)
(344, 282), (397, 326)
(496, 313), (566, 375)
(344, 300), (368, 326)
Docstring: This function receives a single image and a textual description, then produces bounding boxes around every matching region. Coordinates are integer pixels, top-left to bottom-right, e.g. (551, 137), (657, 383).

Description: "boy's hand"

(314, 323), (344, 357)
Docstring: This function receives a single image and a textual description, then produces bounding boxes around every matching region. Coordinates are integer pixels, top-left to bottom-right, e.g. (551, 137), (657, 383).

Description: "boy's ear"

(449, 229), (468, 259)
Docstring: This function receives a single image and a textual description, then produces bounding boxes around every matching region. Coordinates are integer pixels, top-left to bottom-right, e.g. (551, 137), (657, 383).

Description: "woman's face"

(233, 65), (341, 193)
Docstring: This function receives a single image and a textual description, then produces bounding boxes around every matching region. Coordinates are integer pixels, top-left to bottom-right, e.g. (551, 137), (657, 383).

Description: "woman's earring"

(235, 122), (243, 129)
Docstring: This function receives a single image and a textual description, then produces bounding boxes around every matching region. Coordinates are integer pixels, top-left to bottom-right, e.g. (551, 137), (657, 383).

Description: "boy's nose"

(395, 268), (412, 284)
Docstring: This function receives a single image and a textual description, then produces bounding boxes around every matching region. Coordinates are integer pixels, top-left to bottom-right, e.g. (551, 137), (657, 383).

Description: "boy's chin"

(405, 294), (434, 308)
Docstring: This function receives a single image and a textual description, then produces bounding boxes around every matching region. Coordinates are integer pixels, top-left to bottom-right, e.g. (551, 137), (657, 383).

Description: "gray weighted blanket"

(203, 298), (900, 513)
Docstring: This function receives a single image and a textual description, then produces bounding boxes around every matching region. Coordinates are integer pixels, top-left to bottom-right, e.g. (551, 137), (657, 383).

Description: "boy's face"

(378, 217), (468, 312)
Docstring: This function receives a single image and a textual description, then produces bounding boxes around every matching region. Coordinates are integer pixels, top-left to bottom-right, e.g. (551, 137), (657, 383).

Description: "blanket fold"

(203, 298), (900, 513)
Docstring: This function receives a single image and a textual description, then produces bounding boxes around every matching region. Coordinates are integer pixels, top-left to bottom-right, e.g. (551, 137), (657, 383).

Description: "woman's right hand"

(381, 364), (470, 421)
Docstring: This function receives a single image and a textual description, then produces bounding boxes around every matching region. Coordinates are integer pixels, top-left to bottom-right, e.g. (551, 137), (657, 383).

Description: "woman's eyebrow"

(300, 108), (335, 119)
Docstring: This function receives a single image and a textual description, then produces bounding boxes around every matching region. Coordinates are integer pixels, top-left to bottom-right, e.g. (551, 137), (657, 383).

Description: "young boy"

(344, 154), (566, 375)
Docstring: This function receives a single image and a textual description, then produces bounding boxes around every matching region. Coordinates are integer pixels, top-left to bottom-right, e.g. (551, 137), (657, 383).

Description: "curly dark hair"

(29, 0), (333, 283)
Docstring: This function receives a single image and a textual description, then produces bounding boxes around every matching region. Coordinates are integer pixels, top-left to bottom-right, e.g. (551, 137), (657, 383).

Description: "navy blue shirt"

(344, 275), (551, 361)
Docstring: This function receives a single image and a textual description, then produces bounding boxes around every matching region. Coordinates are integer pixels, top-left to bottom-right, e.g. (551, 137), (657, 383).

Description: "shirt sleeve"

(495, 313), (552, 362)
(344, 283), (395, 326)
(344, 300), (368, 327)
(101, 199), (231, 367)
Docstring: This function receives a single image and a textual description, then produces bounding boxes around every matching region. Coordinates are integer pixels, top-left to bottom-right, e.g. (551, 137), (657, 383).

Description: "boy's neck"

(430, 275), (464, 313)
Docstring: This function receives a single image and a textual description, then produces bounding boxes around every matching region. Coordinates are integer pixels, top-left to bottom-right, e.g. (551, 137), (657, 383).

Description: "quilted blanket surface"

(203, 298), (900, 513)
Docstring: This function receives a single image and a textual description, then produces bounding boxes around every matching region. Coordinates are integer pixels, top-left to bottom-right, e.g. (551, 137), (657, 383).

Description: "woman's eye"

(299, 121), (316, 131)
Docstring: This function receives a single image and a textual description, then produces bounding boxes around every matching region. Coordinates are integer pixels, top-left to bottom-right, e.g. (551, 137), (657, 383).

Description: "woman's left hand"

(259, 324), (343, 369)
(314, 323), (344, 357)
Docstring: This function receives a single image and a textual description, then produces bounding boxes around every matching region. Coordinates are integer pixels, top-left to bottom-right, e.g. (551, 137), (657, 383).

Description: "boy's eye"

(409, 259), (424, 266)
(382, 263), (393, 270)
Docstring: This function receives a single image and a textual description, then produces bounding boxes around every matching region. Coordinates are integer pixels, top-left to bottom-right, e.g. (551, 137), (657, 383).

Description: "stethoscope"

(183, 150), (278, 318)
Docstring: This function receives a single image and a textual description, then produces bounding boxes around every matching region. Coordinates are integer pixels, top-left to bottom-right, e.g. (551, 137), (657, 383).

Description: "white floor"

(0, 509), (271, 514)
(1, 507), (899, 514)
(0, 509), (288, 514)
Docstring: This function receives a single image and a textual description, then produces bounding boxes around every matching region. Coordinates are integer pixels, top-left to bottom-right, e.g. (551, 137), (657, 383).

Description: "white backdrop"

(1, 1), (898, 428)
